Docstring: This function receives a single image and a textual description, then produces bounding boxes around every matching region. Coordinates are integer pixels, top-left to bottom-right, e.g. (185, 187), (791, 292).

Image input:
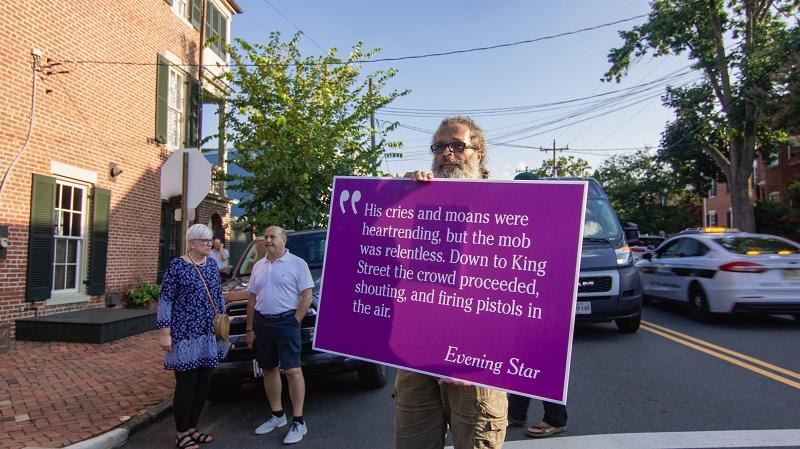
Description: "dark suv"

(212, 229), (388, 391)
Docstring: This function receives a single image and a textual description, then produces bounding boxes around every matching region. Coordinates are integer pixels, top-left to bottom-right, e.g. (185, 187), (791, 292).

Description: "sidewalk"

(0, 330), (174, 449)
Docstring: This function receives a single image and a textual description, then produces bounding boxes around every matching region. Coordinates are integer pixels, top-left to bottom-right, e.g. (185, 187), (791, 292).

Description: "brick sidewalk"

(0, 330), (174, 449)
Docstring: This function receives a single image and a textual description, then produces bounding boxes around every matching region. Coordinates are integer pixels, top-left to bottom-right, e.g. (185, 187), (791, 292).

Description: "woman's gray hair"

(186, 223), (213, 242)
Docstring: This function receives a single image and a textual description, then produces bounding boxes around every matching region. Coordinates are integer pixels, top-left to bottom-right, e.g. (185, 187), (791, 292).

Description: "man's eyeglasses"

(193, 239), (213, 245)
(430, 141), (473, 154)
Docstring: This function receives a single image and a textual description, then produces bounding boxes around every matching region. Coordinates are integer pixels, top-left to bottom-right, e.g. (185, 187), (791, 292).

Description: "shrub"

(127, 283), (161, 307)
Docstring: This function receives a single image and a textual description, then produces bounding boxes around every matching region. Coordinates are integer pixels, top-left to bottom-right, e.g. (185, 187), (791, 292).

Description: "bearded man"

(396, 116), (507, 449)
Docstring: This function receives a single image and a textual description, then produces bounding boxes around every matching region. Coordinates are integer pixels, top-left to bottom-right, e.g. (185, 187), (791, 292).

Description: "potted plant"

(126, 283), (160, 310)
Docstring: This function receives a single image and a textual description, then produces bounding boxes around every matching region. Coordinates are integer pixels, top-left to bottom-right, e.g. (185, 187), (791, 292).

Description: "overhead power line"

(59, 13), (649, 68)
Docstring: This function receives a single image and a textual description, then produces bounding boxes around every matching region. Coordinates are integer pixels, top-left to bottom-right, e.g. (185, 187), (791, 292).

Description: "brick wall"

(0, 0), (227, 335)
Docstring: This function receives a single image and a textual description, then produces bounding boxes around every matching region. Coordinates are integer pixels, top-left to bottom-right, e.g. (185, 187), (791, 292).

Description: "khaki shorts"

(394, 370), (507, 449)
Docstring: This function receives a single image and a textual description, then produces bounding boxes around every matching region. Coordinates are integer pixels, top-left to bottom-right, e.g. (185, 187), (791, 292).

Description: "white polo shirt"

(247, 249), (314, 315)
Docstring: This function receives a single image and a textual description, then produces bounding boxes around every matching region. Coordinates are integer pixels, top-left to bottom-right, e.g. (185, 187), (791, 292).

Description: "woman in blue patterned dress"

(157, 224), (226, 449)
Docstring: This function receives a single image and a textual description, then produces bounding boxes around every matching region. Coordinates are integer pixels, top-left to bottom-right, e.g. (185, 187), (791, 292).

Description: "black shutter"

(191, 0), (201, 30)
(87, 188), (111, 295)
(155, 54), (170, 143)
(26, 174), (56, 301)
(185, 77), (200, 148)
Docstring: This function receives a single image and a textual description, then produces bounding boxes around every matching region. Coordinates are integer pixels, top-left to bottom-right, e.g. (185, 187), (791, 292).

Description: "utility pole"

(369, 78), (376, 153)
(538, 139), (568, 177)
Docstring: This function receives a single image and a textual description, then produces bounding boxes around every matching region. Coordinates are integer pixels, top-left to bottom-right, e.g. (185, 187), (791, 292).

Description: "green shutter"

(87, 188), (110, 296)
(155, 54), (170, 144)
(191, 0), (201, 30)
(185, 77), (200, 148)
(26, 174), (56, 301)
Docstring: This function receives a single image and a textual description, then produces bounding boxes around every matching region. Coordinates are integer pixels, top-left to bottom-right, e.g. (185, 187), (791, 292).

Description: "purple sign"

(314, 176), (587, 402)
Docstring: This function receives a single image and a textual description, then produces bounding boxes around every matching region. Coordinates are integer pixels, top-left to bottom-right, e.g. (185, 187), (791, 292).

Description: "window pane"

(72, 187), (83, 212)
(65, 265), (77, 289)
(55, 239), (66, 264)
(61, 185), (73, 209)
(54, 265), (65, 290)
(71, 213), (82, 237)
(61, 211), (72, 236)
(55, 185), (60, 210)
(67, 240), (78, 263)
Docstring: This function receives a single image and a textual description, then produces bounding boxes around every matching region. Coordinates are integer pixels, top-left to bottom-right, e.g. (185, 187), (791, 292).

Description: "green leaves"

(593, 151), (702, 234)
(220, 32), (409, 231)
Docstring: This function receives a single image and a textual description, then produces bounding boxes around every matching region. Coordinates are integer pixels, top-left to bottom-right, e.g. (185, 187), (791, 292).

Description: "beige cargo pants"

(394, 370), (507, 449)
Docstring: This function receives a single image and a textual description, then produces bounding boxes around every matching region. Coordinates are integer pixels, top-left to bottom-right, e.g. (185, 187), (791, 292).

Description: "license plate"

(252, 359), (263, 378)
(576, 301), (592, 315)
(782, 269), (800, 280)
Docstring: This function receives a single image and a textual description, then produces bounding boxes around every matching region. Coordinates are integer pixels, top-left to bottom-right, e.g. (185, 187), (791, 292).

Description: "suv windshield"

(714, 236), (799, 255)
(237, 231), (327, 277)
(583, 198), (622, 241)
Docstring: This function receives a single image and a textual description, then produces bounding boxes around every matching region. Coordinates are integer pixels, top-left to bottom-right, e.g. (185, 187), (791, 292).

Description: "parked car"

(542, 177), (644, 333)
(631, 235), (666, 261)
(213, 229), (388, 393)
(637, 228), (800, 322)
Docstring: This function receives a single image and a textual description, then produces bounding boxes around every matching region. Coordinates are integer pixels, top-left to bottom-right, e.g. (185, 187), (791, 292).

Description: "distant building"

(703, 136), (800, 227)
(0, 0), (242, 338)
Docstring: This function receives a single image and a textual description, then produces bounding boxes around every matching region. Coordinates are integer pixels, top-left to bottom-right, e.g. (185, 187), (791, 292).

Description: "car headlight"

(616, 244), (632, 266)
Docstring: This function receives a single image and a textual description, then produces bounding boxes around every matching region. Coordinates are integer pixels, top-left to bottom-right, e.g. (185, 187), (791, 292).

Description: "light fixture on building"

(110, 163), (123, 178)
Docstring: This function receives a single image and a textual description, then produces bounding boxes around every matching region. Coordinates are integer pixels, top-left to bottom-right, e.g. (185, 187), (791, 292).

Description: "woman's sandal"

(191, 431), (214, 444)
(526, 421), (567, 438)
(175, 434), (199, 449)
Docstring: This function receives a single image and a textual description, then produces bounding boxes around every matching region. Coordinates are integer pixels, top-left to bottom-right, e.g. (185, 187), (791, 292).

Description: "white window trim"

(707, 210), (717, 226)
(50, 161), (97, 184)
(166, 67), (187, 150)
(768, 191), (781, 202)
(50, 179), (90, 298)
(170, 0), (195, 29)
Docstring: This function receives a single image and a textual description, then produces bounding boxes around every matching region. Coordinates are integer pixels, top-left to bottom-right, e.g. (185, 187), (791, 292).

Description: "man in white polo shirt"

(246, 226), (314, 445)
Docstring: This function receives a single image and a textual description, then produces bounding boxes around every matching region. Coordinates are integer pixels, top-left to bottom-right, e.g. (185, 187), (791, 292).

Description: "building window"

(789, 141), (800, 165)
(709, 182), (717, 198)
(726, 209), (732, 227)
(172, 0), (189, 19)
(206, 2), (228, 59)
(768, 191), (781, 202)
(53, 180), (87, 293)
(706, 210), (717, 226)
(167, 68), (186, 149)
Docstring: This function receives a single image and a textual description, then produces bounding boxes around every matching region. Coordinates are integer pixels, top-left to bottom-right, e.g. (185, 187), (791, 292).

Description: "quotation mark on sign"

(339, 190), (362, 214)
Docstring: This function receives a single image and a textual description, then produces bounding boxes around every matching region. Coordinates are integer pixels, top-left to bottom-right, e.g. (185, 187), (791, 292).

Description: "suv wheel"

(688, 285), (714, 323)
(615, 312), (641, 333)
(357, 363), (388, 389)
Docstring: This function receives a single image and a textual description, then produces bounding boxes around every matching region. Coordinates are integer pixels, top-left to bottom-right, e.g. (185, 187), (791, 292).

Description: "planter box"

(15, 308), (156, 344)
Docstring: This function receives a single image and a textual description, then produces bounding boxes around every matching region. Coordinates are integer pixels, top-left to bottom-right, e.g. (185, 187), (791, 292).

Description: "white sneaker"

(254, 414), (287, 434)
(283, 421), (307, 445)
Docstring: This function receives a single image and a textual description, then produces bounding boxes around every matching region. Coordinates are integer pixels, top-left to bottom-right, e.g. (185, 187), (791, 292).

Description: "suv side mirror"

(623, 223), (640, 246)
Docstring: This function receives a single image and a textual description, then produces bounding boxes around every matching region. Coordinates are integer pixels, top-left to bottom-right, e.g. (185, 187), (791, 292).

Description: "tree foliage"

(221, 32), (408, 231)
(530, 155), (592, 178)
(593, 151), (702, 234)
(604, 0), (800, 232)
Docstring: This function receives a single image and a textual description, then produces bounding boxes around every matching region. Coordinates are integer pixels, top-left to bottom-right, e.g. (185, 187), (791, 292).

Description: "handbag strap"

(187, 254), (219, 314)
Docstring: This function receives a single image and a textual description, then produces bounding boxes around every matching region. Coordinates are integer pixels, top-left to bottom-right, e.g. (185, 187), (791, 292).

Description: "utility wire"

(261, 0), (327, 53)
(59, 13), (649, 68)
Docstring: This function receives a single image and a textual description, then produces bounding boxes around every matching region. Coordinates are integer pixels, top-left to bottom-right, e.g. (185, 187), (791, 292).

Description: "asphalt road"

(123, 303), (800, 449)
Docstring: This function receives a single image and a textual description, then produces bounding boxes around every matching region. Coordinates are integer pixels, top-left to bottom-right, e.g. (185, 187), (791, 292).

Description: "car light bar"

(719, 261), (767, 273)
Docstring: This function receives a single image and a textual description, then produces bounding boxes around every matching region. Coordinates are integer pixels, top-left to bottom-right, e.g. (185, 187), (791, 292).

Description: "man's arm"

(294, 288), (312, 324)
(246, 292), (256, 348)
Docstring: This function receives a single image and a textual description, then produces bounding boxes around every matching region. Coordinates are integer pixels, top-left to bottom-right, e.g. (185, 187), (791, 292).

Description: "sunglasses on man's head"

(430, 141), (473, 154)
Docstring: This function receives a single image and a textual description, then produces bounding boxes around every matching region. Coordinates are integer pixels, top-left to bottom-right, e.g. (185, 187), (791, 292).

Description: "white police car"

(637, 228), (800, 322)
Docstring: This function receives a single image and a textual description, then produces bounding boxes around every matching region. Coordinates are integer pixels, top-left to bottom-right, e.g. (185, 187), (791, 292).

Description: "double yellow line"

(640, 320), (800, 390)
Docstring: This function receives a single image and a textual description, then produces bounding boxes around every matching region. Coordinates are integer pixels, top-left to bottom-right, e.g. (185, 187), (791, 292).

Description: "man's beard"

(432, 155), (482, 179)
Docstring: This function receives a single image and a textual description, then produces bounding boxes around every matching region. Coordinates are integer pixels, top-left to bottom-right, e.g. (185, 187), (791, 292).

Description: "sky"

(226, 0), (693, 179)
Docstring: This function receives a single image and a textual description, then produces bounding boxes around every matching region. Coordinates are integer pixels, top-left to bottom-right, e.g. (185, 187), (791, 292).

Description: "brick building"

(0, 0), (241, 339)
(703, 136), (800, 227)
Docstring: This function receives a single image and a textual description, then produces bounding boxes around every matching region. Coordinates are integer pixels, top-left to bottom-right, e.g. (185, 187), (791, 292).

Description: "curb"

(60, 400), (173, 449)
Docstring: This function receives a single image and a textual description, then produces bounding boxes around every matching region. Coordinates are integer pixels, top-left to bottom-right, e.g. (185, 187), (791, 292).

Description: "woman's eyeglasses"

(193, 239), (213, 245)
(430, 141), (473, 154)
